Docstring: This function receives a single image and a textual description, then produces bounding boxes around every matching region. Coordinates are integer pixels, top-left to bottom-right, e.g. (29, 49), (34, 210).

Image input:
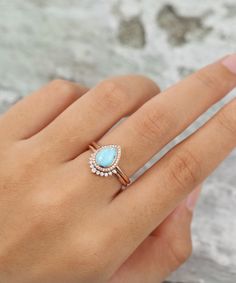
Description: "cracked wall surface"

(0, 1), (236, 282)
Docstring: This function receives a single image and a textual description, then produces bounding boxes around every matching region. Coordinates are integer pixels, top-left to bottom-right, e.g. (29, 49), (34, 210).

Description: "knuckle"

(134, 105), (174, 145)
(50, 79), (77, 96)
(126, 74), (161, 93)
(216, 102), (236, 138)
(168, 149), (201, 191)
(96, 80), (129, 112)
(167, 238), (192, 269)
(195, 69), (225, 94)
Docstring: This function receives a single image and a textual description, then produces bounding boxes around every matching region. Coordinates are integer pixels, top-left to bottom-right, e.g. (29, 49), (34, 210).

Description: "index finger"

(105, 54), (236, 264)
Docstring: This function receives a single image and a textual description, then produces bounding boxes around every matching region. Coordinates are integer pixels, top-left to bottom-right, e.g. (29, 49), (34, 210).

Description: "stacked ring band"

(89, 142), (130, 187)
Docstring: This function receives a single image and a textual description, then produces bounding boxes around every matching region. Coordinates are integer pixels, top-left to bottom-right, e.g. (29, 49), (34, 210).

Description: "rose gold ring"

(88, 142), (130, 187)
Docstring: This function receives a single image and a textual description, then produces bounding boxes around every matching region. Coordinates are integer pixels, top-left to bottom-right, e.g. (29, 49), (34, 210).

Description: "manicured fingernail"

(222, 53), (236, 74)
(186, 186), (201, 212)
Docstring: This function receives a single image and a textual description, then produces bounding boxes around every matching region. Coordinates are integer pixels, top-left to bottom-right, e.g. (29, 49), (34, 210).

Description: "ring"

(88, 142), (131, 187)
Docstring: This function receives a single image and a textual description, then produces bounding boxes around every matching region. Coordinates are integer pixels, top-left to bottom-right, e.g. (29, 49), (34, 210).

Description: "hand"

(0, 54), (236, 283)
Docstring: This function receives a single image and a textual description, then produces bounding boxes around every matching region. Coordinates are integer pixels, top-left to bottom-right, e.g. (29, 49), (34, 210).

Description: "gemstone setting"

(89, 144), (121, 177)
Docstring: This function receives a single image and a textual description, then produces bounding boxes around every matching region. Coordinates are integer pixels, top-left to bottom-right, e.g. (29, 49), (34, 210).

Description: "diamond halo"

(89, 144), (121, 177)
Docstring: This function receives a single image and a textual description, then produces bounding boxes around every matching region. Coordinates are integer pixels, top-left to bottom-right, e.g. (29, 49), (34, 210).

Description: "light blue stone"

(96, 147), (117, 168)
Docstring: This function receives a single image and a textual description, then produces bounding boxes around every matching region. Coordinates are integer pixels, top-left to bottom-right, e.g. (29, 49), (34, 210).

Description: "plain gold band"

(89, 142), (130, 187)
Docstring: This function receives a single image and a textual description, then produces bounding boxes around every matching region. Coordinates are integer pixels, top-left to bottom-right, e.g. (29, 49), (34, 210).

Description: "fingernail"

(186, 186), (201, 212)
(222, 53), (236, 74)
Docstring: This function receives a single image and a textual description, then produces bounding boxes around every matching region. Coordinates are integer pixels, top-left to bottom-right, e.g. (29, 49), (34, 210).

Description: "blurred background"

(0, 1), (236, 282)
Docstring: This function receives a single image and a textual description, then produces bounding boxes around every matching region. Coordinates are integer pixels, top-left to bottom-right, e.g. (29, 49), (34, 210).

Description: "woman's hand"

(0, 54), (236, 283)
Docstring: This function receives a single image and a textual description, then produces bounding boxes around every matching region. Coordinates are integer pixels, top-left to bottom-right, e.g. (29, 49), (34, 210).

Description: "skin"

(0, 55), (236, 283)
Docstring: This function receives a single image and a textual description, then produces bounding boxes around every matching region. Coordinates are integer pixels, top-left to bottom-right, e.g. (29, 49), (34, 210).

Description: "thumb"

(152, 185), (201, 279)
(109, 186), (201, 283)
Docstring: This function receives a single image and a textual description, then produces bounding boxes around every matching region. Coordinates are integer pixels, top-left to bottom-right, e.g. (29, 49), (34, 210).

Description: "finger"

(32, 75), (160, 163)
(0, 80), (88, 141)
(107, 96), (236, 265)
(109, 187), (201, 283)
(99, 54), (236, 178)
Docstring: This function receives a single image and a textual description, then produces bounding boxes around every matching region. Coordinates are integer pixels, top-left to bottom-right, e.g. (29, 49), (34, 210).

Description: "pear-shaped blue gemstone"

(96, 147), (117, 168)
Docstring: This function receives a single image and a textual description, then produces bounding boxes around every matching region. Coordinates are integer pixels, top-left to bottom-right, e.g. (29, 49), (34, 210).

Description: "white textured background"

(0, 1), (236, 282)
